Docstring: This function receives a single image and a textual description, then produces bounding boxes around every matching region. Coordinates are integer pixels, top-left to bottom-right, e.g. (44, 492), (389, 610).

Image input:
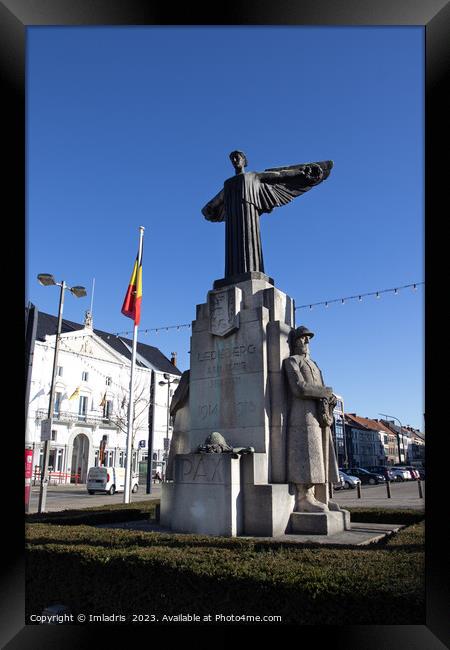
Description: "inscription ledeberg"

(197, 344), (256, 362)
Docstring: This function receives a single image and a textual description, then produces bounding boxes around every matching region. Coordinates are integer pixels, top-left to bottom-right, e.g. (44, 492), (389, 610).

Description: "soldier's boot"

(295, 484), (329, 512)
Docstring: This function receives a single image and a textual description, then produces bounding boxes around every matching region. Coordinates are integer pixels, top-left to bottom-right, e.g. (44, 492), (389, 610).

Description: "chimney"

(170, 351), (177, 366)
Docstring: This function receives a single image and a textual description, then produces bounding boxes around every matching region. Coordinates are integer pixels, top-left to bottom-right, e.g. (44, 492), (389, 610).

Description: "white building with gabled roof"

(26, 306), (182, 484)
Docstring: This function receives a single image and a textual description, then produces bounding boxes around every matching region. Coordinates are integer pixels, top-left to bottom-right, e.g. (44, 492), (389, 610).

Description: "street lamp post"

(158, 373), (179, 480)
(37, 274), (86, 513)
(146, 371), (156, 495)
(379, 412), (405, 465)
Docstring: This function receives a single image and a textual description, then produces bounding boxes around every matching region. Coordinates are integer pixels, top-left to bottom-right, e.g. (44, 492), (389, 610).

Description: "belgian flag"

(121, 256), (142, 325)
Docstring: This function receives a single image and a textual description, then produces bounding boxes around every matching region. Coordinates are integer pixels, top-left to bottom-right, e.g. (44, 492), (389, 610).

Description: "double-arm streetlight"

(158, 373), (179, 481)
(37, 274), (86, 513)
(379, 412), (405, 465)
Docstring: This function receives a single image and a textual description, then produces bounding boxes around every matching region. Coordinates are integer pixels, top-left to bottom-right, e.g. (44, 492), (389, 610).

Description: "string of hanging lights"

(112, 281), (424, 335)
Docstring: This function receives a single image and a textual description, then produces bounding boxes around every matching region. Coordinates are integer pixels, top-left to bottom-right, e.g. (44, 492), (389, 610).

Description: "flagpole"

(90, 278), (95, 315)
(124, 225), (145, 504)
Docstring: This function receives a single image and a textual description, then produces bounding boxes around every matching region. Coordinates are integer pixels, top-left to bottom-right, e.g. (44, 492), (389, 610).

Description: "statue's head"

(229, 150), (248, 170)
(291, 325), (314, 355)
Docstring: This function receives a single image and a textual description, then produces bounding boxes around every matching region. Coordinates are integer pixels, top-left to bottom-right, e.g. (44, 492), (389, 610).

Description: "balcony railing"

(35, 408), (115, 427)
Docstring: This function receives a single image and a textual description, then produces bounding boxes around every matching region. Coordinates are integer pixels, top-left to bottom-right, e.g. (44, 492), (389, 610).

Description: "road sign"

(41, 419), (52, 441)
(139, 440), (146, 448)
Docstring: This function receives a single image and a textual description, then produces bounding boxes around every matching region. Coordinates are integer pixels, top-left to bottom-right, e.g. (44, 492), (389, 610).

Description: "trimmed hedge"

(384, 520), (425, 549)
(346, 507), (425, 526)
(25, 500), (159, 527)
(26, 500), (424, 528)
(25, 521), (424, 624)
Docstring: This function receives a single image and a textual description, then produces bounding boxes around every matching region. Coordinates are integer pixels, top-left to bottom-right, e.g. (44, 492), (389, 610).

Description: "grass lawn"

(25, 502), (425, 625)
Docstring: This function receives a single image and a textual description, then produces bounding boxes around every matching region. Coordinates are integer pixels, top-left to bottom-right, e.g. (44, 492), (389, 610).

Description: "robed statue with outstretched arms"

(202, 151), (333, 279)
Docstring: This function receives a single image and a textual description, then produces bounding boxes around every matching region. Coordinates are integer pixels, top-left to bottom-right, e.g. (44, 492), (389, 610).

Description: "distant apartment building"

(343, 414), (425, 467)
(344, 414), (398, 467)
(378, 419), (425, 467)
(405, 426), (425, 466)
(331, 395), (348, 468)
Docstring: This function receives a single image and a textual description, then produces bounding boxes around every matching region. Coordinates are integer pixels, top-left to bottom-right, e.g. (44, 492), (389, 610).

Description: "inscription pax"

(176, 455), (225, 484)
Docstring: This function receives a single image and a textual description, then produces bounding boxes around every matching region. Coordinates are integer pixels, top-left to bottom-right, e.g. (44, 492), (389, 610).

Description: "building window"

(78, 395), (88, 420)
(54, 392), (62, 416)
(103, 400), (113, 419)
(82, 371), (89, 382)
(51, 430), (57, 441)
(57, 366), (63, 377)
(106, 377), (112, 386)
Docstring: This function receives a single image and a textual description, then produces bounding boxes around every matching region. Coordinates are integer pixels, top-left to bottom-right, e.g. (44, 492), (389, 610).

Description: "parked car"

(391, 466), (416, 480)
(346, 467), (386, 485)
(87, 466), (139, 495)
(389, 467), (410, 482)
(333, 473), (345, 490)
(402, 465), (420, 480)
(364, 465), (396, 481)
(417, 467), (426, 480)
(336, 470), (361, 490)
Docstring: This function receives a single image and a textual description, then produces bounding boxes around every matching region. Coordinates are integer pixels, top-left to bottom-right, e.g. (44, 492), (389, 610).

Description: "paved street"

(28, 483), (161, 513)
(332, 479), (425, 510)
(28, 479), (424, 514)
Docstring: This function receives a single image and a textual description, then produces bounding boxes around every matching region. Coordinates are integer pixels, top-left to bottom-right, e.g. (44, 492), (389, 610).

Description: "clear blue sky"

(26, 26), (424, 430)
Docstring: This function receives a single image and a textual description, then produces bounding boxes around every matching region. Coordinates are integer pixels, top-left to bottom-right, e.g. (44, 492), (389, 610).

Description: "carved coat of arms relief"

(207, 286), (242, 337)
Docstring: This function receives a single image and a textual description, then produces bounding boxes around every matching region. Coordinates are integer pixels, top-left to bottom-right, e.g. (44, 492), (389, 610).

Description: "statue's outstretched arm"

(202, 188), (225, 222)
(252, 161), (333, 214)
(262, 160), (332, 182)
(258, 169), (306, 181)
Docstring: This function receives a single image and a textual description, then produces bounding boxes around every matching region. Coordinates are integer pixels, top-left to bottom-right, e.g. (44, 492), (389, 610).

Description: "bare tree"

(111, 372), (151, 451)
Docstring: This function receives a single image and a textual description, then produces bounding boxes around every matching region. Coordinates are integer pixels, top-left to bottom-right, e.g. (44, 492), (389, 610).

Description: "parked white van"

(86, 467), (139, 495)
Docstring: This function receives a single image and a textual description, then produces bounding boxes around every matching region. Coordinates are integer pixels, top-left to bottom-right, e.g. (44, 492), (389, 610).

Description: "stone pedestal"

(289, 510), (351, 535)
(188, 277), (294, 483)
(160, 453), (243, 537)
(241, 453), (295, 536)
(162, 277), (346, 538)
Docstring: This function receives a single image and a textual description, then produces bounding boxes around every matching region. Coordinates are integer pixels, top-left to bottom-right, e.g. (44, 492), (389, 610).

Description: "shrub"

(345, 507), (424, 526)
(25, 500), (159, 527)
(25, 521), (424, 625)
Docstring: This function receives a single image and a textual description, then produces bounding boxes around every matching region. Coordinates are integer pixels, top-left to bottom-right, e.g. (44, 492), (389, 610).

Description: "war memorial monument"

(161, 150), (350, 537)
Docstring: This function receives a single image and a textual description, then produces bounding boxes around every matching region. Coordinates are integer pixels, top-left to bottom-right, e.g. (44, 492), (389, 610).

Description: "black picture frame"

(5, 0), (448, 647)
